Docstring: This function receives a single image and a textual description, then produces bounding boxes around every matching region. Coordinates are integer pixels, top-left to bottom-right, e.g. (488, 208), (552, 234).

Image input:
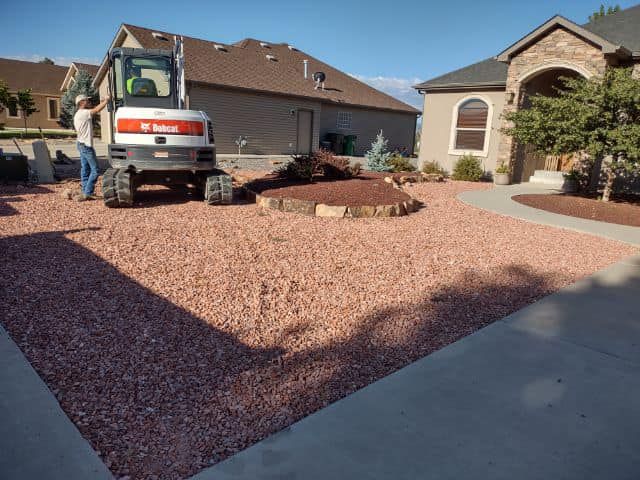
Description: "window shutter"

(456, 100), (488, 129)
(455, 130), (485, 151)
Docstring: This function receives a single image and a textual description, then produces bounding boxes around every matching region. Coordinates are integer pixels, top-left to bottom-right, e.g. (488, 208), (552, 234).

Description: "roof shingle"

(0, 58), (68, 94)
(582, 4), (640, 53)
(413, 58), (507, 91)
(121, 24), (419, 114)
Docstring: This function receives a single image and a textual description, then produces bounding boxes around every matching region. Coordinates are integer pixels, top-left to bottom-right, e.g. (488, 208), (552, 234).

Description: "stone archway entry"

(513, 67), (584, 183)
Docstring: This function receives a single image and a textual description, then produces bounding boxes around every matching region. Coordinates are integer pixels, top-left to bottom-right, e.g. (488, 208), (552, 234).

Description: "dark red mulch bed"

(247, 173), (411, 207)
(513, 193), (640, 227)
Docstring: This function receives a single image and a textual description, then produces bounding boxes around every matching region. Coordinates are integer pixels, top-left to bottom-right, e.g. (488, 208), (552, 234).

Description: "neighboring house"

(0, 58), (68, 130)
(414, 4), (640, 183)
(93, 24), (420, 156)
(60, 62), (99, 92)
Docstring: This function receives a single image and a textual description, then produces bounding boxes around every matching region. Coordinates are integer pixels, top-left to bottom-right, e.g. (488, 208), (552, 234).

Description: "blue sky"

(2, 0), (637, 109)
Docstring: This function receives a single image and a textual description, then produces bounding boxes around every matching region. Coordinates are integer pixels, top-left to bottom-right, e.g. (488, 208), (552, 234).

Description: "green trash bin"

(343, 135), (357, 156)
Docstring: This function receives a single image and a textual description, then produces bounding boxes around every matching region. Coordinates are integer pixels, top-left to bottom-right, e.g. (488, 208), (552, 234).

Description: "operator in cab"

(73, 94), (110, 201)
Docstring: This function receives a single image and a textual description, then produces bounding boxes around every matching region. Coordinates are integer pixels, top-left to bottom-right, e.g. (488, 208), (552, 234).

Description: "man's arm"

(90, 96), (111, 116)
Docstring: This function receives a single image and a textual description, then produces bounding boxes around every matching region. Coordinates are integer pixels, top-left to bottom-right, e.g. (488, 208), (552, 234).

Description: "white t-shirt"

(73, 109), (94, 147)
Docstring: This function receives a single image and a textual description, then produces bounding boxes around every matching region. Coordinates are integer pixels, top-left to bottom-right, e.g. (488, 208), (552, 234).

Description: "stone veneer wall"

(497, 27), (611, 169)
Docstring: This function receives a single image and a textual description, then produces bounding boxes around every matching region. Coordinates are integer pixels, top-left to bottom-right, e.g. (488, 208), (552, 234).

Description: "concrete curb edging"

(244, 186), (421, 218)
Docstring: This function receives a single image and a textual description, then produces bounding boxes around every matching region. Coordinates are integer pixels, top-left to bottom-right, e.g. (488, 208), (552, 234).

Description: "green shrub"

(387, 154), (415, 172)
(494, 163), (510, 174)
(277, 154), (318, 182)
(451, 154), (483, 181)
(278, 149), (361, 181)
(422, 161), (447, 176)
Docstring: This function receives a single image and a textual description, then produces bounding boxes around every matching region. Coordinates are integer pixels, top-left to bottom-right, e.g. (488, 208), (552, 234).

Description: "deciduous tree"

(503, 68), (640, 201)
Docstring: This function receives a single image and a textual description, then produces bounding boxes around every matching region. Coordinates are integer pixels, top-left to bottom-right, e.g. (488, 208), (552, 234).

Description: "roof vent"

(152, 32), (169, 42)
(260, 42), (271, 48)
(266, 54), (277, 61)
(214, 44), (228, 52)
(288, 45), (298, 51)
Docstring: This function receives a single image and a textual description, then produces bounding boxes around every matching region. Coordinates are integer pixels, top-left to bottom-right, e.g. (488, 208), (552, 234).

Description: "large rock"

(316, 204), (347, 218)
(375, 204), (399, 217)
(282, 197), (316, 216)
(347, 205), (376, 218)
(257, 195), (283, 210)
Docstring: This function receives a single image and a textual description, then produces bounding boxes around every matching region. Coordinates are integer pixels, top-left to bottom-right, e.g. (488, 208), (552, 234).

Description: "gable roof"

(415, 4), (640, 93)
(413, 58), (507, 92)
(582, 4), (640, 54)
(95, 24), (419, 114)
(0, 58), (68, 95)
(496, 14), (631, 62)
(60, 62), (100, 91)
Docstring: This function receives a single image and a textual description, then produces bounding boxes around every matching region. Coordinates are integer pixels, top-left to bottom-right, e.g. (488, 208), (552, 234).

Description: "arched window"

(451, 98), (489, 153)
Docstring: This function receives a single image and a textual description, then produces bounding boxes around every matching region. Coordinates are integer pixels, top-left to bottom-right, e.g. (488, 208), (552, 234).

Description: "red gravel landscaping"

(0, 180), (637, 480)
(247, 172), (411, 206)
(513, 193), (640, 227)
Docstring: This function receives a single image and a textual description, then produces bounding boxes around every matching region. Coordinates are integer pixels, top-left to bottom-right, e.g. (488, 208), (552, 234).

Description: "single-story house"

(414, 4), (640, 183)
(93, 24), (420, 156)
(0, 58), (69, 130)
(60, 62), (100, 92)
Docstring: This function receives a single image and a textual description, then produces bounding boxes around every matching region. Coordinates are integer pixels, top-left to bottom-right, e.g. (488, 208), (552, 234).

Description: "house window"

(450, 98), (490, 155)
(336, 111), (352, 130)
(7, 96), (19, 118)
(47, 98), (59, 120)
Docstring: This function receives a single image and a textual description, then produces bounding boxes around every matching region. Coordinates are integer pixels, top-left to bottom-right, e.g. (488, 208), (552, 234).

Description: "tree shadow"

(3, 226), (623, 480)
(0, 185), (54, 216)
(268, 265), (569, 429)
(0, 229), (283, 479)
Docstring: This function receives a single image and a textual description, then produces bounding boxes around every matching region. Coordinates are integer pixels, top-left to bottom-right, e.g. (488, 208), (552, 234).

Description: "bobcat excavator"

(102, 37), (231, 207)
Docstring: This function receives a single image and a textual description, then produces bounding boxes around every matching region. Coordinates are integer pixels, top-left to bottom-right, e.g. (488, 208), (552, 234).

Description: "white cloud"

(5, 54), (101, 67)
(350, 74), (423, 111)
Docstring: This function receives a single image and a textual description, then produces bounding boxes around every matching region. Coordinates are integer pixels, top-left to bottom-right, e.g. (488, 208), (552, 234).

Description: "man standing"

(73, 94), (110, 201)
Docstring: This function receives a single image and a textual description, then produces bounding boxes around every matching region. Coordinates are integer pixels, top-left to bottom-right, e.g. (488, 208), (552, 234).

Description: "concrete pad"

(0, 327), (113, 480)
(458, 185), (640, 246)
(195, 255), (640, 480)
(505, 256), (640, 364)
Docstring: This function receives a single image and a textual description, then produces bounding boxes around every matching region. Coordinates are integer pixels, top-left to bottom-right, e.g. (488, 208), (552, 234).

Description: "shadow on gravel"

(1, 227), (612, 480)
(0, 229), (283, 480)
(0, 185), (54, 216)
(270, 265), (570, 421)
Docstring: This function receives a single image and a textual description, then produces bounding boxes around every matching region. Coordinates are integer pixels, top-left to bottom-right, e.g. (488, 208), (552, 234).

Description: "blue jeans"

(77, 142), (98, 195)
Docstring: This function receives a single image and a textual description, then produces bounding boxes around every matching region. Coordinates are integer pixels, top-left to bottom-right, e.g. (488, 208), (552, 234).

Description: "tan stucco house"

(0, 58), (68, 130)
(415, 5), (640, 183)
(93, 24), (420, 156)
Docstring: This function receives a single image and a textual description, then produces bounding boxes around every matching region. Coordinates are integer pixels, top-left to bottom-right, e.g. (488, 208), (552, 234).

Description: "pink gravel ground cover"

(0, 180), (636, 480)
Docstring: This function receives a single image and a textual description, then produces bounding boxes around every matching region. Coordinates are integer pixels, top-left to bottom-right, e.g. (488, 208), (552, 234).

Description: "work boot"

(74, 193), (94, 202)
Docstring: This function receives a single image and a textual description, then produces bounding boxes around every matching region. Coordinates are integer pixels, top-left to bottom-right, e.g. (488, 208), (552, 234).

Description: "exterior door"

(296, 110), (313, 154)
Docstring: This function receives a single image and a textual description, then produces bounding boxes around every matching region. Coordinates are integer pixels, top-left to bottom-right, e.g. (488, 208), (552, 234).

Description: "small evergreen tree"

(59, 69), (98, 129)
(16, 89), (37, 133)
(0, 79), (9, 115)
(39, 57), (55, 65)
(503, 67), (640, 202)
(589, 4), (620, 22)
(365, 130), (392, 172)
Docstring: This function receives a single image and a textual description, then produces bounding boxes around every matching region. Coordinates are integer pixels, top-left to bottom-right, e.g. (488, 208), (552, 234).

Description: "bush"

(277, 154), (318, 181)
(494, 163), (510, 174)
(315, 149), (356, 178)
(278, 149), (361, 181)
(451, 154), (483, 181)
(387, 154), (415, 172)
(422, 161), (447, 176)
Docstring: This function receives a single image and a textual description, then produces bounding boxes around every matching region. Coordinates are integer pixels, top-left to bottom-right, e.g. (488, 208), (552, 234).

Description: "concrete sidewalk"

(0, 328), (113, 480)
(458, 184), (640, 246)
(197, 255), (640, 480)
